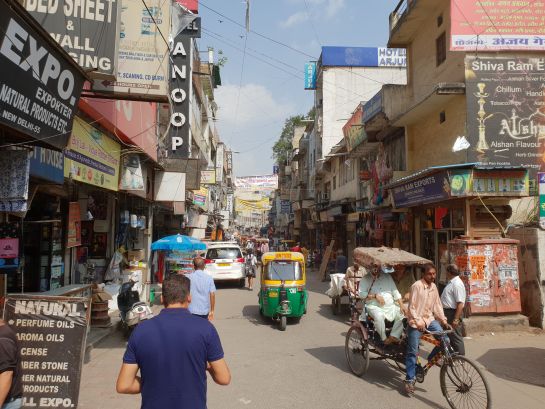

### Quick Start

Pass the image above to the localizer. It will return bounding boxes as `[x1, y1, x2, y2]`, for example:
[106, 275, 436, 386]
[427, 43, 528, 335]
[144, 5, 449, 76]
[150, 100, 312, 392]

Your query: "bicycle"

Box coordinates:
[345, 297, 491, 409]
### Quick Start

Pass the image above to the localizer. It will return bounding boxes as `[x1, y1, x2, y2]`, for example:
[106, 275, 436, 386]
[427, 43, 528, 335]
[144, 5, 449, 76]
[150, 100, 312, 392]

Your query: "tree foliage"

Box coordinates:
[272, 107, 315, 164]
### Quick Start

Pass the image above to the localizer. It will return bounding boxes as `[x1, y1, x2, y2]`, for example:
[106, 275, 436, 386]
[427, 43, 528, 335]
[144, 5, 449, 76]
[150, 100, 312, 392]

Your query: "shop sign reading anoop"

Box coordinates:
[169, 12, 201, 159]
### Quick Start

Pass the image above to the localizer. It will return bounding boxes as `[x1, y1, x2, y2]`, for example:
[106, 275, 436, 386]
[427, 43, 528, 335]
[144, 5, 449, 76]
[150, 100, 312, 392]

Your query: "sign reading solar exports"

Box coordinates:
[465, 56, 545, 182]
[391, 171, 451, 208]
[64, 118, 121, 191]
[3, 295, 89, 409]
[25, 0, 120, 78]
[451, 1, 545, 51]
[0, 0, 85, 149]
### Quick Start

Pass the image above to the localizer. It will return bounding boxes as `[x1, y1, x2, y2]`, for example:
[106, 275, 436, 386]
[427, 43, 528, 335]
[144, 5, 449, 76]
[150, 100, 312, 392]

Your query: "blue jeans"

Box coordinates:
[2, 398, 22, 409]
[405, 320, 443, 381]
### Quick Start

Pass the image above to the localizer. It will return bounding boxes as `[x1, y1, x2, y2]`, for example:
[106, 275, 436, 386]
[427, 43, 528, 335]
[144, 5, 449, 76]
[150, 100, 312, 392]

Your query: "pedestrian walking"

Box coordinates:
[245, 250, 257, 290]
[335, 249, 348, 275]
[441, 264, 466, 355]
[187, 257, 216, 320]
[0, 319, 23, 409]
[116, 275, 231, 409]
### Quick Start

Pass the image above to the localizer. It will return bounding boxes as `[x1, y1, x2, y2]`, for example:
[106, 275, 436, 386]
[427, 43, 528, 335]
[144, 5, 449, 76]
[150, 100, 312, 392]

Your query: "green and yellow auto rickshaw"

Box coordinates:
[259, 252, 308, 331]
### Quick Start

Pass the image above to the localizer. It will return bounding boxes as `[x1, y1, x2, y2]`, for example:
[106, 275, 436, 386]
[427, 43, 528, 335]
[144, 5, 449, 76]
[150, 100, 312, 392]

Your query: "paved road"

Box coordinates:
[79, 269, 545, 409]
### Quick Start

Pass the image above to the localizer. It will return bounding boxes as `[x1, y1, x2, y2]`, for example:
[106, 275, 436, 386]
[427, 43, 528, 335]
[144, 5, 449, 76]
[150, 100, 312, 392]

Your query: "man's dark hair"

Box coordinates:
[193, 257, 206, 270]
[446, 264, 460, 275]
[162, 275, 191, 306]
[424, 264, 437, 273]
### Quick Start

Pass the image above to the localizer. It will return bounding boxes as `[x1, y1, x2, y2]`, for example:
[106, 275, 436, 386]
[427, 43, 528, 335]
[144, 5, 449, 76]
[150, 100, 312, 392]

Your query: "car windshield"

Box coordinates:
[206, 248, 242, 260]
[265, 261, 302, 281]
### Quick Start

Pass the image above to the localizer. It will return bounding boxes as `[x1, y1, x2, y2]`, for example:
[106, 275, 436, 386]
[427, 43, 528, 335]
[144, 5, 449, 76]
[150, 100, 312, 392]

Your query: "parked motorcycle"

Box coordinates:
[117, 279, 153, 335]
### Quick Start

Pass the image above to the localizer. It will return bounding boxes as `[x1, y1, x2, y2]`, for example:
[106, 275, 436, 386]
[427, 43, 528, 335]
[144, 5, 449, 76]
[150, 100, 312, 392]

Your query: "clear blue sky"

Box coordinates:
[197, 0, 400, 176]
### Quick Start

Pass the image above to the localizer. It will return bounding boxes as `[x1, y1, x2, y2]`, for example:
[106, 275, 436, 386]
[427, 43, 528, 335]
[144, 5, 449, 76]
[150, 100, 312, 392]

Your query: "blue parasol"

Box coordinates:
[151, 234, 207, 252]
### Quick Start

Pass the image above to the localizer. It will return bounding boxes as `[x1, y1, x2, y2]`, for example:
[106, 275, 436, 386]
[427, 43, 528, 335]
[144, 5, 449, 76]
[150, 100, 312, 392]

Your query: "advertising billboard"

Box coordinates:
[304, 62, 317, 90]
[92, 0, 170, 100]
[451, 1, 545, 51]
[235, 175, 278, 191]
[343, 104, 366, 151]
[0, 0, 85, 149]
[64, 118, 121, 191]
[321, 47, 406, 67]
[24, 0, 120, 78]
[465, 56, 545, 184]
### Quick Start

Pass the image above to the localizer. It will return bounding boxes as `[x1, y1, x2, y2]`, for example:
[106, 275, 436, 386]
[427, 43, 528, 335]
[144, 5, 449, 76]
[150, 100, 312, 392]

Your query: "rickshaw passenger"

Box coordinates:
[359, 264, 407, 346]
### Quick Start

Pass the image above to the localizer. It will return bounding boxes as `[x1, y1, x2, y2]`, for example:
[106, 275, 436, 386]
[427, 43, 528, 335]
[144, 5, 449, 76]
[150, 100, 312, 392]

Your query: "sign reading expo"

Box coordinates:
[0, 0, 85, 150]
[24, 0, 120, 78]
[465, 56, 545, 183]
[3, 295, 90, 409]
[169, 12, 201, 159]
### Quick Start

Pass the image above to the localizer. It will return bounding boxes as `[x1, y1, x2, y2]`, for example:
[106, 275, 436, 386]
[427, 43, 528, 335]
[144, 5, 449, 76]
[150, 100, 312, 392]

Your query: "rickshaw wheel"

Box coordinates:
[345, 326, 370, 376]
[279, 315, 287, 331]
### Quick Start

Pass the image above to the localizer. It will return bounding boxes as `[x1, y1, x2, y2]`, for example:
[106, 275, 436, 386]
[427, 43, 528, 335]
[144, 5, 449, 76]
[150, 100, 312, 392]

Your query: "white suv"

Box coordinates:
[204, 242, 245, 287]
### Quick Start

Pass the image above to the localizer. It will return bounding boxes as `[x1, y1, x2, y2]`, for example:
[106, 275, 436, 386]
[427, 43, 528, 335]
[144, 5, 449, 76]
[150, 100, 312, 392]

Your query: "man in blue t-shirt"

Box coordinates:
[116, 275, 231, 409]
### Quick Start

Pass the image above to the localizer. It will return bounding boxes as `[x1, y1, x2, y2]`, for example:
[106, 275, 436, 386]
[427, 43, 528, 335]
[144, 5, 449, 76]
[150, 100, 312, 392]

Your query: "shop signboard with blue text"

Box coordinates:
[64, 118, 121, 191]
[392, 172, 450, 208]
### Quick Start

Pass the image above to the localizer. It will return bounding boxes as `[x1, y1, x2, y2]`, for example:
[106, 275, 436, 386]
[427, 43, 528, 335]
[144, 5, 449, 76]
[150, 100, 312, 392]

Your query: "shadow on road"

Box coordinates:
[241, 304, 302, 330]
[304, 346, 448, 409]
[315, 302, 351, 324]
[477, 347, 545, 388]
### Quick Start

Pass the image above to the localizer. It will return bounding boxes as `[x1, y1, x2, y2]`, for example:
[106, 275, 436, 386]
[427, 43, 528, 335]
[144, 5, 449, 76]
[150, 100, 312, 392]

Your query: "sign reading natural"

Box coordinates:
[3, 295, 90, 409]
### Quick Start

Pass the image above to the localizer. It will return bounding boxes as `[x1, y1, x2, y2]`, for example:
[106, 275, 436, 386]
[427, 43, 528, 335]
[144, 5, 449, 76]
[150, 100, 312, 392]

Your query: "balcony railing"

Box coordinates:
[389, 0, 417, 35]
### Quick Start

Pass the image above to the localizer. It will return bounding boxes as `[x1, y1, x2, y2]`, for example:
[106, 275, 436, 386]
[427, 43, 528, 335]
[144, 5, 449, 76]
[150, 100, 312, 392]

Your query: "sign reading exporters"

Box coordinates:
[169, 9, 201, 158]
[0, 0, 85, 148]
[3, 295, 89, 409]
[304, 62, 317, 90]
[92, 0, 170, 99]
[25, 0, 120, 78]
[451, 1, 545, 51]
[465, 56, 545, 183]
[392, 172, 451, 208]
[64, 118, 121, 191]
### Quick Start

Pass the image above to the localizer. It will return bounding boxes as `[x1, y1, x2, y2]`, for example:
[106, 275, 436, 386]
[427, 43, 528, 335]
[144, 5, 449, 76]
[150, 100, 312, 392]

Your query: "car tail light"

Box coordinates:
[205, 259, 214, 264]
[235, 257, 244, 263]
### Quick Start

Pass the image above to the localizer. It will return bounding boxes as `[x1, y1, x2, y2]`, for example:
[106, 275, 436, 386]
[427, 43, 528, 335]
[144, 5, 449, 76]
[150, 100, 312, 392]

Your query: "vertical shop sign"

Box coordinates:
[465, 56, 545, 185]
[539, 173, 545, 229]
[216, 143, 224, 183]
[304, 62, 317, 90]
[3, 295, 89, 409]
[451, 1, 545, 51]
[25, 0, 120, 78]
[169, 9, 201, 159]
[0, 0, 85, 149]
[67, 202, 82, 248]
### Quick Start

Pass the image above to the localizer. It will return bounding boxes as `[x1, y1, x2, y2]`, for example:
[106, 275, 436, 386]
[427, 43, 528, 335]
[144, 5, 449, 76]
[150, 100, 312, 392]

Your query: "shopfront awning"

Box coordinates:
[385, 163, 529, 209]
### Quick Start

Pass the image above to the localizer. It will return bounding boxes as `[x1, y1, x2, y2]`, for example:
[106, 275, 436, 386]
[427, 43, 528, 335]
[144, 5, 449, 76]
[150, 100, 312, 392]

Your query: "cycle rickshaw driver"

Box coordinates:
[405, 264, 450, 395]
[358, 262, 407, 347]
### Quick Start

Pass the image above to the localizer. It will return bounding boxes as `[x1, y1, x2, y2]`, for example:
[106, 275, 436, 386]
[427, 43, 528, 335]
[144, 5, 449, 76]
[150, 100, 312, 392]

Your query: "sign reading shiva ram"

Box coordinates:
[465, 56, 545, 184]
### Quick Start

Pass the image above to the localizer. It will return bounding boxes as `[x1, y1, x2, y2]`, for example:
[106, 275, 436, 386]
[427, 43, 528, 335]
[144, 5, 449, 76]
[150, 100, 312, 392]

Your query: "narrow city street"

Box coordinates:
[79, 269, 545, 409]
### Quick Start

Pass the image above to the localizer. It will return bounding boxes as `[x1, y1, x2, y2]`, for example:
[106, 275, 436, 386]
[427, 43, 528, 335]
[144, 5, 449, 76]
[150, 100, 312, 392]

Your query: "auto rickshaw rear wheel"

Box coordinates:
[279, 315, 287, 331]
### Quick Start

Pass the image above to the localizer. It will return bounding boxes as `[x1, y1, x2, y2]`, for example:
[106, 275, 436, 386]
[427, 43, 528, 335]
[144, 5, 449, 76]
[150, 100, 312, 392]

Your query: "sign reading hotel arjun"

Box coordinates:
[64, 118, 121, 191]
[451, 1, 545, 51]
[465, 56, 545, 182]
